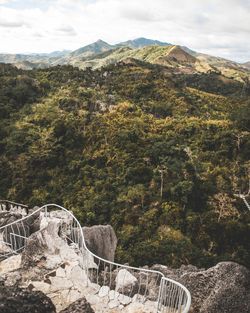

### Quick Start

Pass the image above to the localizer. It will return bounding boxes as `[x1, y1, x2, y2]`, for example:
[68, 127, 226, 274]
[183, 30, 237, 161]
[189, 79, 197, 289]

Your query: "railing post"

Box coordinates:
[178, 289, 184, 313]
[157, 277, 164, 313]
[44, 205, 48, 220]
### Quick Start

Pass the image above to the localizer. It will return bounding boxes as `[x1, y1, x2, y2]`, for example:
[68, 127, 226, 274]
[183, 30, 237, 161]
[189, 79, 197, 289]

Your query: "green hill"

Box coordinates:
[64, 45, 196, 69]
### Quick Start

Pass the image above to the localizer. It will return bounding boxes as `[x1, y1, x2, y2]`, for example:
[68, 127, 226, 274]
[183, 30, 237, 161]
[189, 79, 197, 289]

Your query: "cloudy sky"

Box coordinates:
[0, 0, 249, 62]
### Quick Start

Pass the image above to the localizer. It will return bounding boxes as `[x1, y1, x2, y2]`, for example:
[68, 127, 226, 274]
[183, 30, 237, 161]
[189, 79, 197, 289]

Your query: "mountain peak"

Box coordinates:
[165, 45, 196, 63]
[96, 39, 108, 44]
[70, 40, 113, 57]
[118, 38, 171, 49]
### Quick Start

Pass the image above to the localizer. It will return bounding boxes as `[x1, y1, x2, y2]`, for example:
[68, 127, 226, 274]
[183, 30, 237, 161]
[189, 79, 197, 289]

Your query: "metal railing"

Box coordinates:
[0, 199, 28, 214]
[0, 203, 191, 313]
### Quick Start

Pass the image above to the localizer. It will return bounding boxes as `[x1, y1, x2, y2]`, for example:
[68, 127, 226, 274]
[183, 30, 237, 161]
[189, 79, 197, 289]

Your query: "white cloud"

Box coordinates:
[0, 0, 249, 62]
[0, 20, 24, 27]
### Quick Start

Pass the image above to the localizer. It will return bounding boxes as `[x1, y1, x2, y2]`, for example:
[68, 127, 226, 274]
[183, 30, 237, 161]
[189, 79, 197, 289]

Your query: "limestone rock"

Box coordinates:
[29, 281, 51, 294]
[124, 302, 144, 313]
[56, 266, 66, 277]
[82, 225, 117, 262]
[4, 271, 22, 287]
[153, 261, 250, 313]
[115, 268, 138, 296]
[0, 254, 22, 275]
[0, 285, 56, 313]
[116, 269, 137, 287]
[59, 297, 95, 313]
[85, 293, 100, 305]
[49, 276, 74, 292]
[25, 207, 41, 233]
[68, 289, 82, 303]
[70, 264, 88, 290]
[108, 299, 120, 308]
[98, 285, 110, 297]
[109, 289, 120, 300]
[21, 219, 85, 269]
[119, 294, 131, 305]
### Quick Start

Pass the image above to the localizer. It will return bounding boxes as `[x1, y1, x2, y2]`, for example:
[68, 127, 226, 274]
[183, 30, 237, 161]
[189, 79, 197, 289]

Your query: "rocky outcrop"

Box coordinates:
[0, 254, 22, 276]
[152, 262, 250, 313]
[0, 214, 98, 311]
[82, 225, 117, 262]
[0, 285, 56, 313]
[21, 218, 77, 269]
[0, 211, 22, 227]
[59, 297, 95, 313]
[24, 207, 41, 233]
[1, 208, 160, 312]
[115, 269, 138, 296]
[2, 207, 249, 313]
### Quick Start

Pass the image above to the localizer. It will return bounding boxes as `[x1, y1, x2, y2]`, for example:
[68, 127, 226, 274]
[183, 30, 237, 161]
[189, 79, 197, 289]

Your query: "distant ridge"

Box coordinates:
[0, 38, 249, 82]
[117, 37, 171, 48]
[242, 61, 250, 69]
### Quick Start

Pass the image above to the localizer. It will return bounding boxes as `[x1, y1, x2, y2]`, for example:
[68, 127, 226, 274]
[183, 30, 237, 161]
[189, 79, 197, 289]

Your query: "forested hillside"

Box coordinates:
[0, 61, 249, 268]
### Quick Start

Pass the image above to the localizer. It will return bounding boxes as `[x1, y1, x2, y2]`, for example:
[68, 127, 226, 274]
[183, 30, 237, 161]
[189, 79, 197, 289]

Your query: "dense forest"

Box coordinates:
[0, 60, 249, 268]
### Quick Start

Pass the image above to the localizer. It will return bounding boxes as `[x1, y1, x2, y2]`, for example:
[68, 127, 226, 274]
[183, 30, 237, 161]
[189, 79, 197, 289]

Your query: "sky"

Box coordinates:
[0, 0, 249, 62]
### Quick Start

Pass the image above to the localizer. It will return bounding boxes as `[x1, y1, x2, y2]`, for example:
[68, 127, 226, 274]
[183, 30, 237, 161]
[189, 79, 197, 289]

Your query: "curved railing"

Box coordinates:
[0, 203, 191, 313]
[0, 199, 28, 214]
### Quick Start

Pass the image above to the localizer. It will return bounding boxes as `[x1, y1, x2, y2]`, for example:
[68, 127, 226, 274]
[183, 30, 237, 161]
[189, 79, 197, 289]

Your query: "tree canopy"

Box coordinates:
[0, 62, 249, 268]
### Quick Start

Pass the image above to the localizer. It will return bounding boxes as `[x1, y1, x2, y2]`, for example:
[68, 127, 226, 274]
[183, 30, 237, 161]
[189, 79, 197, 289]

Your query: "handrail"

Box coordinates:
[0, 203, 191, 313]
[0, 199, 28, 208]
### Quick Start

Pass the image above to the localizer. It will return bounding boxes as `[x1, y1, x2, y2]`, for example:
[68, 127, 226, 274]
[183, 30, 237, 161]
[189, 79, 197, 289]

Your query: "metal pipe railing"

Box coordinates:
[0, 199, 28, 215]
[0, 203, 191, 313]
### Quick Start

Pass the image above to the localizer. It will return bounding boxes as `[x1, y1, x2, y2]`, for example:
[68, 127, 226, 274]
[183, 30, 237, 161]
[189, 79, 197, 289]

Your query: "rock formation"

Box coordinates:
[0, 285, 56, 313]
[152, 262, 250, 313]
[1, 207, 250, 313]
[1, 209, 153, 312]
[82, 225, 118, 262]
[59, 297, 95, 313]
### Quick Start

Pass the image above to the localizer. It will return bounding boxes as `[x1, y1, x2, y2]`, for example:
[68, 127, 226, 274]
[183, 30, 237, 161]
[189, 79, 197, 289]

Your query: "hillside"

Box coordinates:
[195, 53, 250, 82]
[63, 45, 198, 70]
[0, 61, 249, 269]
[59, 44, 250, 83]
[65, 45, 184, 68]
[1, 38, 250, 83]
[243, 61, 250, 69]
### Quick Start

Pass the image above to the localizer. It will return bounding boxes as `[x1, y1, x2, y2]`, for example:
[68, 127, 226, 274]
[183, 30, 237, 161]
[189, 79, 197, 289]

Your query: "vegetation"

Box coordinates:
[0, 61, 249, 269]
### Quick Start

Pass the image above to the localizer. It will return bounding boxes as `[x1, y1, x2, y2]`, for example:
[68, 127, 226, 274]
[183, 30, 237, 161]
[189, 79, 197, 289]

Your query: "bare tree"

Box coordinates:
[233, 166, 250, 211]
[158, 166, 167, 199]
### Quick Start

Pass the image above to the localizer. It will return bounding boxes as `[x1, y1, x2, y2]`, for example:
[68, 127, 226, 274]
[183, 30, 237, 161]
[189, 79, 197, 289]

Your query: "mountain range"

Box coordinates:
[0, 37, 249, 82]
